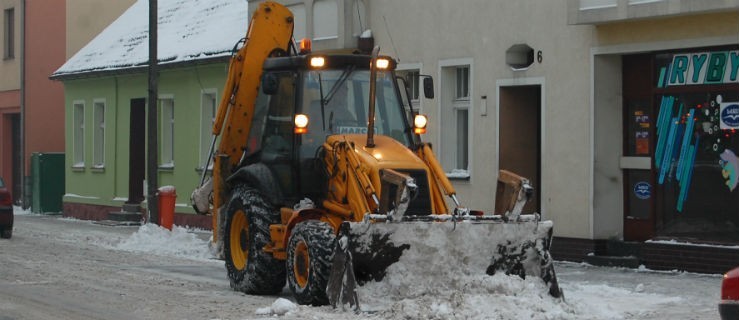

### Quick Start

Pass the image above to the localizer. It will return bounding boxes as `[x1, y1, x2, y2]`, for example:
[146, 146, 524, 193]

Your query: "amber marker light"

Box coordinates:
[294, 114, 309, 134]
[310, 57, 325, 68]
[413, 114, 428, 134]
[299, 38, 312, 54]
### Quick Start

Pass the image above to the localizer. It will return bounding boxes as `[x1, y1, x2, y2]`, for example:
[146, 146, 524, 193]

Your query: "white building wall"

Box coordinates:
[368, 0, 597, 238]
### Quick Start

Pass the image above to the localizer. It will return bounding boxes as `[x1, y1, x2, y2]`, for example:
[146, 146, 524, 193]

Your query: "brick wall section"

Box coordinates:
[64, 202, 118, 221]
[641, 243, 739, 274]
[64, 202, 211, 229]
[550, 237, 607, 262]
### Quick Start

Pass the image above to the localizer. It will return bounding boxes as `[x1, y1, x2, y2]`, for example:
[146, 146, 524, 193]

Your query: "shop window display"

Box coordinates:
[651, 49, 739, 243]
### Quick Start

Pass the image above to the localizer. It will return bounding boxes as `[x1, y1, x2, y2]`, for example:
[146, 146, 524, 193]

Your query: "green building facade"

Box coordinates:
[59, 63, 227, 222]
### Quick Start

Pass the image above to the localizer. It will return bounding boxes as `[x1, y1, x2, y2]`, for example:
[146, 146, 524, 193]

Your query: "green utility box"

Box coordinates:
[31, 153, 65, 214]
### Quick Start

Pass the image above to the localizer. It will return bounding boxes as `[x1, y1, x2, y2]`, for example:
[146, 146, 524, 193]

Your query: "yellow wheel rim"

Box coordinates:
[293, 240, 310, 288]
[229, 209, 249, 270]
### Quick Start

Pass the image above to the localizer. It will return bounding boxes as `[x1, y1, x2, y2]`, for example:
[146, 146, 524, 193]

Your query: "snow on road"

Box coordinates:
[1, 209, 721, 319]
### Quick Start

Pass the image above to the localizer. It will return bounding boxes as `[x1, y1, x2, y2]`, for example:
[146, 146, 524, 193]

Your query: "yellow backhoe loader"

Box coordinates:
[191, 1, 562, 309]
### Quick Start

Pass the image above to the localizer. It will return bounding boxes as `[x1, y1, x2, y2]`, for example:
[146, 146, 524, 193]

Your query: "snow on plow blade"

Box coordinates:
[327, 215, 563, 309]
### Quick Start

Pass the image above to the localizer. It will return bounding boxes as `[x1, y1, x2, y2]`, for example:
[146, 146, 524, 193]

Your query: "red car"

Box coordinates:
[720, 266, 739, 319]
[0, 177, 12, 239]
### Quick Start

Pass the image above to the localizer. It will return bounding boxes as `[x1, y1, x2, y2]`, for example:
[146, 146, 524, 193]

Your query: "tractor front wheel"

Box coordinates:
[286, 220, 336, 305]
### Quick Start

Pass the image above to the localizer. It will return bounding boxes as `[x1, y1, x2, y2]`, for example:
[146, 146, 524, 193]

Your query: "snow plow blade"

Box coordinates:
[327, 215, 563, 309]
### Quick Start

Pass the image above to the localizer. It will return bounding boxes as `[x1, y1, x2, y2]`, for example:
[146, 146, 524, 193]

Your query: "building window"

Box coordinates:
[397, 68, 420, 111]
[440, 62, 472, 178]
[456, 66, 470, 100]
[200, 91, 217, 169]
[4, 8, 14, 59]
[92, 100, 105, 168]
[159, 97, 174, 168]
[288, 4, 306, 41]
[73, 102, 85, 167]
[313, 0, 338, 40]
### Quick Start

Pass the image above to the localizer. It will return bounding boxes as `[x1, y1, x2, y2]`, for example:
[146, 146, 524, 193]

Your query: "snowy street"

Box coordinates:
[0, 211, 722, 320]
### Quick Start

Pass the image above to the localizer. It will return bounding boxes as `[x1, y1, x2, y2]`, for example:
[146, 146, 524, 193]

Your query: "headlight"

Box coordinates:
[310, 57, 325, 68]
[376, 58, 390, 70]
[413, 114, 428, 134]
[294, 114, 309, 134]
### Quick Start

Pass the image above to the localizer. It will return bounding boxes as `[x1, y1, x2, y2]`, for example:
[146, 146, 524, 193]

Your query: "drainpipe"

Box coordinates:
[19, 0, 26, 209]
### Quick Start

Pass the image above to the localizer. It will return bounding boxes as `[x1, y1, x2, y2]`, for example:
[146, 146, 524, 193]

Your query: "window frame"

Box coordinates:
[92, 99, 106, 169]
[72, 101, 85, 168]
[159, 96, 175, 168]
[438, 59, 473, 179]
[199, 89, 217, 170]
[3, 8, 14, 60]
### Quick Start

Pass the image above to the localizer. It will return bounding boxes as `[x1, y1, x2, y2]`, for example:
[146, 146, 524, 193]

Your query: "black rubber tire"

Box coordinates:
[286, 220, 336, 306]
[1, 228, 11, 239]
[223, 185, 285, 294]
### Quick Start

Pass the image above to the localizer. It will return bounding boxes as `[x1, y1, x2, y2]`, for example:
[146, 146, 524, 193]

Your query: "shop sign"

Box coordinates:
[634, 181, 652, 200]
[667, 50, 739, 86]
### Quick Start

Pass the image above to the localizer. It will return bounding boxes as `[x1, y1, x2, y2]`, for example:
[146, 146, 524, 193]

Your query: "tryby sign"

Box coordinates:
[666, 50, 739, 86]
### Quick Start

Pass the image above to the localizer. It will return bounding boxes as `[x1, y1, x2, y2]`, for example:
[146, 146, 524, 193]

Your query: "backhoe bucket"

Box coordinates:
[327, 215, 563, 310]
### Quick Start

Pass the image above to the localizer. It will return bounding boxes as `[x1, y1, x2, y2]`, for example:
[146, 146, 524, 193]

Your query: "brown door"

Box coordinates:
[128, 98, 146, 204]
[499, 85, 541, 214]
[622, 54, 655, 241]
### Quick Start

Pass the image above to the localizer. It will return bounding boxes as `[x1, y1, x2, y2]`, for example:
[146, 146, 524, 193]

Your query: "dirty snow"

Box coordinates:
[53, 0, 249, 77]
[7, 209, 720, 319]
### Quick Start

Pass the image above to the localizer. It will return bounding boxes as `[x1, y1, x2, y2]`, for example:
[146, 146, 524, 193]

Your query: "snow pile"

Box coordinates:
[115, 223, 214, 261]
[13, 206, 33, 215]
[255, 298, 298, 316]
[351, 220, 570, 319]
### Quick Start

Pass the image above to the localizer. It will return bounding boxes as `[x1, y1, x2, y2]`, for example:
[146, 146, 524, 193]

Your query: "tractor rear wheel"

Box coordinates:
[224, 186, 285, 294]
[286, 220, 336, 305]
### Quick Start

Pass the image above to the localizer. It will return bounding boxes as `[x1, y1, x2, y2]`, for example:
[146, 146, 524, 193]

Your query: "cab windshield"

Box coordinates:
[300, 69, 411, 146]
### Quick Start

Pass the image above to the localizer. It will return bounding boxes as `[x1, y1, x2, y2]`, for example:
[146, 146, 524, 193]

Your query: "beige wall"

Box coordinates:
[595, 11, 739, 47]
[65, 0, 135, 59]
[369, 0, 598, 238]
[0, 0, 21, 91]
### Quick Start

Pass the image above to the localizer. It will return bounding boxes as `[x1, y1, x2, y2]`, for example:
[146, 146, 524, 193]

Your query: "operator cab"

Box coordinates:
[244, 53, 418, 204]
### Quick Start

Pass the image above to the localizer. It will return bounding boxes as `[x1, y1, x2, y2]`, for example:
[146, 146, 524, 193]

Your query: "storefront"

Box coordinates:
[622, 46, 739, 243]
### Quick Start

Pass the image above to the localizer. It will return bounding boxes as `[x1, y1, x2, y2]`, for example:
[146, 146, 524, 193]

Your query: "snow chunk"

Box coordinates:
[115, 223, 214, 260]
[294, 198, 315, 211]
[255, 298, 297, 316]
[360, 29, 372, 38]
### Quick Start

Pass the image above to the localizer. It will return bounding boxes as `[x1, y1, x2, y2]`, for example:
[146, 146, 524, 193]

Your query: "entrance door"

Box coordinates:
[499, 85, 541, 214]
[622, 54, 656, 241]
[128, 98, 146, 204]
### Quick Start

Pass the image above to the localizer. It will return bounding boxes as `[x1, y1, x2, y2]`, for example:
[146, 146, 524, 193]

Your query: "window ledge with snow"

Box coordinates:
[91, 165, 105, 173]
[446, 169, 470, 181]
[71, 164, 85, 172]
[158, 163, 175, 171]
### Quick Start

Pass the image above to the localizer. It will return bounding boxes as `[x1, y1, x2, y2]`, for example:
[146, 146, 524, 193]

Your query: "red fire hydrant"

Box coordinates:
[158, 186, 176, 230]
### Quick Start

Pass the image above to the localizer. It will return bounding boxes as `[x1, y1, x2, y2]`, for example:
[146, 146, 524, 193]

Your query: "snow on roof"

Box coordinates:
[53, 0, 249, 78]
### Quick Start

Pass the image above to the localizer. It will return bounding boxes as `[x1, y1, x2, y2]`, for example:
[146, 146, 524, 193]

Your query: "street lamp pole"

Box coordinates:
[147, 0, 159, 225]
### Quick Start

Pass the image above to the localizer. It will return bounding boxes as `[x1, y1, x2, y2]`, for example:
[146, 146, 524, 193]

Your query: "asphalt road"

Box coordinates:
[0, 214, 286, 320]
[0, 214, 723, 320]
